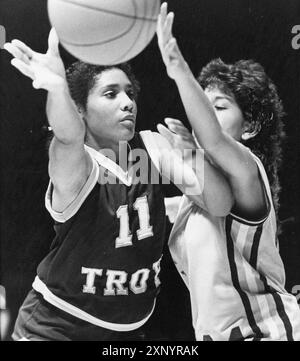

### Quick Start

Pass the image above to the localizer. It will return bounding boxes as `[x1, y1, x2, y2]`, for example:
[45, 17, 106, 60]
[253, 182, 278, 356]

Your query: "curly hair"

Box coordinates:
[66, 61, 140, 111]
[198, 58, 285, 216]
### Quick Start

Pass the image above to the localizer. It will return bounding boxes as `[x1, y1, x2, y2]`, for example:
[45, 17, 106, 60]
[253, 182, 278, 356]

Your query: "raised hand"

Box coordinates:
[4, 28, 66, 92]
[156, 2, 188, 80]
[157, 118, 198, 154]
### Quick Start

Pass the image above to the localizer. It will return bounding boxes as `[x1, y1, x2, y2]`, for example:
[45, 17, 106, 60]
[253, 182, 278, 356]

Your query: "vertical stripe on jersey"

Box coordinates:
[225, 217, 263, 339]
[260, 275, 294, 341]
[249, 225, 263, 269]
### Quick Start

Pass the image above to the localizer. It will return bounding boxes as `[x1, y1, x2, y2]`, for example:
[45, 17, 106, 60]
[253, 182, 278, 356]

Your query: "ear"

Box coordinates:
[241, 121, 261, 141]
[77, 106, 87, 121]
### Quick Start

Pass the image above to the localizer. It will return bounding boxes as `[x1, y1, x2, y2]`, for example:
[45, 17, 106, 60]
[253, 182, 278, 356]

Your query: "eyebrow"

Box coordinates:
[213, 95, 234, 102]
[99, 83, 133, 91]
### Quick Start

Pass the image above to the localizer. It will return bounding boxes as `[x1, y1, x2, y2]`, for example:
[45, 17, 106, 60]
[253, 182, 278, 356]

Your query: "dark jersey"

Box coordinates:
[33, 132, 166, 331]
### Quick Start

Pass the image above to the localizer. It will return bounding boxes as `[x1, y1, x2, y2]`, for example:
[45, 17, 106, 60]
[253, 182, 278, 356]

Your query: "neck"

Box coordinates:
[85, 134, 130, 170]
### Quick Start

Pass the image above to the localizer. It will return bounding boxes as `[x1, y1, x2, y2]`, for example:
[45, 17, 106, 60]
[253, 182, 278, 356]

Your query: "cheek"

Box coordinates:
[86, 102, 114, 126]
[217, 111, 243, 133]
[215, 112, 231, 130]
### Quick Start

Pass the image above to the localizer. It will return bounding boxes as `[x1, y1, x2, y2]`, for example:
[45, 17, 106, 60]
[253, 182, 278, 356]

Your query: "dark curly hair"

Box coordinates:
[198, 58, 285, 216]
[66, 61, 140, 111]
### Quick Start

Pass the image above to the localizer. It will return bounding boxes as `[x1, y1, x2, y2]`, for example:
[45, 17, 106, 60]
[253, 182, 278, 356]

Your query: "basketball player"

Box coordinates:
[4, 26, 233, 340]
[157, 2, 300, 340]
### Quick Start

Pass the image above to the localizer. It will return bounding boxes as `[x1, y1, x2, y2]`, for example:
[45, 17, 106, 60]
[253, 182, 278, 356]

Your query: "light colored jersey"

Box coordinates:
[168, 150, 300, 341]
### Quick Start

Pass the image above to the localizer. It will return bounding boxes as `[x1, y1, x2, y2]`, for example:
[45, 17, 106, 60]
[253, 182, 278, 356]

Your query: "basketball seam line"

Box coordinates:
[111, 0, 147, 64]
[59, 0, 157, 55]
[56, 0, 158, 22]
[61, 13, 137, 47]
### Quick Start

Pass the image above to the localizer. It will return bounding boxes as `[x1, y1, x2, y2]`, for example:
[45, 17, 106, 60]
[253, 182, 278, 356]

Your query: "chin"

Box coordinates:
[119, 127, 136, 141]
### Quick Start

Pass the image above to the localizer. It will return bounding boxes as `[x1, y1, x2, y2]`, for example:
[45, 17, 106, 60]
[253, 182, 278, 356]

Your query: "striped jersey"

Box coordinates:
[168, 149, 300, 341]
[32, 132, 166, 332]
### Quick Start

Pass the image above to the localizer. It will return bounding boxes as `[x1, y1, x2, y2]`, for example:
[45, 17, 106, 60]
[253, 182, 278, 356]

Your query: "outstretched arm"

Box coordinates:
[154, 120, 233, 217]
[156, 3, 267, 221]
[4, 29, 91, 212]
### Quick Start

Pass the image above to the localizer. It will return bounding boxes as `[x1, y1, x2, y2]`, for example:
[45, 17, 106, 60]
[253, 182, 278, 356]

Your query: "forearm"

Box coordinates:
[46, 81, 86, 145]
[173, 67, 252, 177]
[174, 66, 224, 152]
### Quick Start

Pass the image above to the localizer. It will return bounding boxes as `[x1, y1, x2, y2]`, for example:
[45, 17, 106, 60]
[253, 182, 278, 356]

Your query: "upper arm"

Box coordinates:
[48, 136, 93, 212]
[210, 134, 269, 221]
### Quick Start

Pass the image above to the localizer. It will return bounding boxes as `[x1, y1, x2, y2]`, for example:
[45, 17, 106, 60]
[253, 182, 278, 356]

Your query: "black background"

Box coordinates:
[0, 0, 299, 340]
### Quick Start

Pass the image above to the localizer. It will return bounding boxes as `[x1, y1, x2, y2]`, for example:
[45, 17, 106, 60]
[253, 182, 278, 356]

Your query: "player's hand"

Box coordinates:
[4, 28, 66, 92]
[157, 118, 198, 155]
[156, 2, 189, 80]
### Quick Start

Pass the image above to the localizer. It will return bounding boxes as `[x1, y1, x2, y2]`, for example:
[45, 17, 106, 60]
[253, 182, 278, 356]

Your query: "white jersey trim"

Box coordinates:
[139, 131, 161, 172]
[32, 276, 156, 332]
[45, 154, 99, 223]
[85, 145, 134, 186]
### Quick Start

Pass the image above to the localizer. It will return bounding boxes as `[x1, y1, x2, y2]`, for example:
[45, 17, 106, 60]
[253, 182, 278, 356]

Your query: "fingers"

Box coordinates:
[157, 2, 168, 34]
[11, 58, 35, 79]
[164, 118, 191, 138]
[4, 42, 32, 65]
[47, 28, 59, 56]
[157, 2, 174, 48]
[157, 3, 174, 42]
[157, 123, 176, 145]
[11, 39, 34, 58]
[4, 39, 35, 78]
[165, 117, 185, 127]
[4, 43, 23, 60]
[163, 12, 174, 46]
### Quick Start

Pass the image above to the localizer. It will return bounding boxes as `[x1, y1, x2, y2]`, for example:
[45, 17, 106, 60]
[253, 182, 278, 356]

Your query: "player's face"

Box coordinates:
[84, 68, 137, 147]
[204, 87, 245, 140]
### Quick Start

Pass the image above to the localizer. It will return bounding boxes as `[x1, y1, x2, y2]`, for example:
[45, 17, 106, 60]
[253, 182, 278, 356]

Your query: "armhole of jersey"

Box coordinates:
[139, 130, 161, 173]
[229, 152, 272, 226]
[45, 154, 99, 223]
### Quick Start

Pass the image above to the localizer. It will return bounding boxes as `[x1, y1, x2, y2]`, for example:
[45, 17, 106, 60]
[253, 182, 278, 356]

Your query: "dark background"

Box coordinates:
[0, 0, 299, 340]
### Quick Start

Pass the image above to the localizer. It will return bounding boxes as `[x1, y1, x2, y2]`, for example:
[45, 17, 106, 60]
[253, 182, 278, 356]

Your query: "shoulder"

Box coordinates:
[46, 150, 99, 223]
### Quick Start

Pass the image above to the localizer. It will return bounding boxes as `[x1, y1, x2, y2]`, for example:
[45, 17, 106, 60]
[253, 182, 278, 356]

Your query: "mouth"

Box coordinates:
[120, 115, 136, 130]
[121, 114, 136, 123]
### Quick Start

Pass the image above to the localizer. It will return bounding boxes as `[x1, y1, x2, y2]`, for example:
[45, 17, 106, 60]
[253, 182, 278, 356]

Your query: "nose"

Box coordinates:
[120, 92, 134, 112]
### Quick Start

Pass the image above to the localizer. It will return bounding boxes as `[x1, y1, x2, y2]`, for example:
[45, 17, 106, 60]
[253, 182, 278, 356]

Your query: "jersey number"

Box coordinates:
[115, 196, 153, 248]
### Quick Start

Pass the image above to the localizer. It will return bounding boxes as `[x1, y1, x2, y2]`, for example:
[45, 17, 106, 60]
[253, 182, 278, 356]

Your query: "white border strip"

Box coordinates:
[32, 276, 155, 332]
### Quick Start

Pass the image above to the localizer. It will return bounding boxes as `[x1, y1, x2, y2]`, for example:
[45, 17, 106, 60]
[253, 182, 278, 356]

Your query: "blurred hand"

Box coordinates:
[4, 28, 66, 92]
[156, 2, 189, 80]
[157, 117, 197, 154]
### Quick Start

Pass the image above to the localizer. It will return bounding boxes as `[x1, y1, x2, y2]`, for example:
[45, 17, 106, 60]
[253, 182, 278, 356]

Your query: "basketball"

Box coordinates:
[47, 0, 161, 65]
